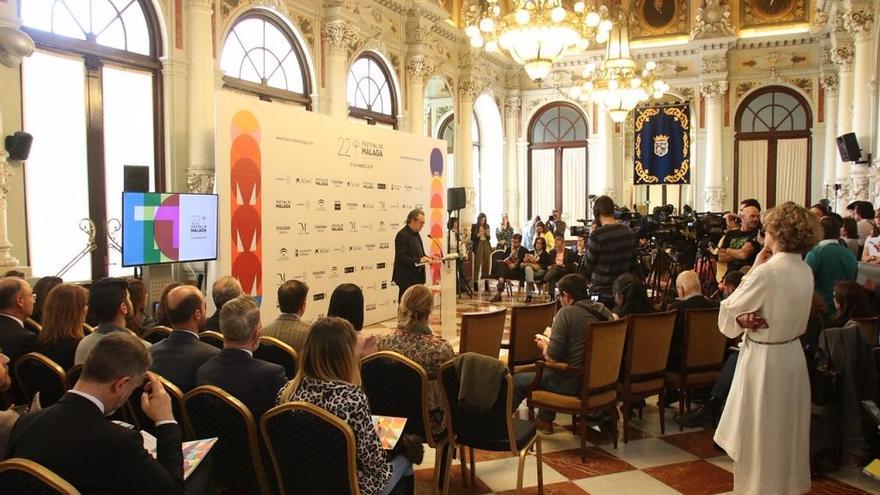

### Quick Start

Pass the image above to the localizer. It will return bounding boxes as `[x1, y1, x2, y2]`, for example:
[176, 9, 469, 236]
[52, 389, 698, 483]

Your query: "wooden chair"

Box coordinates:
[254, 336, 299, 379]
[142, 326, 171, 344]
[14, 353, 68, 407]
[81, 323, 95, 335]
[199, 331, 224, 349]
[0, 458, 80, 494]
[852, 316, 879, 347]
[618, 311, 676, 442]
[439, 361, 543, 495]
[65, 365, 83, 389]
[664, 307, 726, 430]
[361, 351, 447, 495]
[527, 317, 629, 461]
[504, 301, 556, 374]
[183, 385, 272, 495]
[459, 308, 507, 358]
[126, 374, 185, 436]
[24, 318, 42, 333]
[261, 402, 361, 495]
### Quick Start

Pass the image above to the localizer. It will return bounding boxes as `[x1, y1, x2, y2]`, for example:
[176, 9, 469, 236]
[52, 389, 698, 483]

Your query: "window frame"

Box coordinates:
[347, 52, 398, 128]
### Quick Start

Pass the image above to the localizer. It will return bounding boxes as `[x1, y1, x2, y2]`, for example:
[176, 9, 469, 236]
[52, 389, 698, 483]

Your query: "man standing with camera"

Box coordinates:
[580, 196, 637, 307]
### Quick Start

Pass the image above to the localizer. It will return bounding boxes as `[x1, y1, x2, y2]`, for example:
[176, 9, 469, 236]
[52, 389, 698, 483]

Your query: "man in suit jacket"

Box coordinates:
[75, 278, 150, 365]
[393, 208, 435, 302]
[197, 295, 287, 420]
[262, 280, 311, 352]
[667, 270, 719, 371]
[0, 277, 36, 361]
[149, 286, 219, 392]
[491, 234, 530, 302]
[6, 333, 184, 494]
[544, 235, 579, 300]
[204, 276, 242, 332]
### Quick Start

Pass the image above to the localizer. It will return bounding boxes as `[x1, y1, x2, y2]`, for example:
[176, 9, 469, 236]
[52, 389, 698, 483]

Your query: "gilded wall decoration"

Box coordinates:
[740, 0, 808, 29]
[735, 81, 758, 100]
[786, 77, 812, 99]
[631, 0, 690, 39]
[296, 16, 315, 47]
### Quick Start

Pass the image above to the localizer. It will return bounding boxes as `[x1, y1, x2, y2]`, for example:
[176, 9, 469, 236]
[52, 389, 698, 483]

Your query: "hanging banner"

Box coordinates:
[633, 104, 690, 185]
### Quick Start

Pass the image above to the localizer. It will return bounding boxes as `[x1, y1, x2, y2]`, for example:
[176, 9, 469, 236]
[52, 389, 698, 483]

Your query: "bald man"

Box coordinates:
[0, 277, 37, 362]
[149, 285, 219, 392]
[667, 271, 718, 372]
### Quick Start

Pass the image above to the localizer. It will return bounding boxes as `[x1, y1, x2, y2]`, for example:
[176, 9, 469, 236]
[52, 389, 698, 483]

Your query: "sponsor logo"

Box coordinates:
[381, 281, 388, 289]
[391, 184, 402, 191]
[346, 180, 361, 188]
[346, 202, 359, 210]
[390, 222, 401, 230]
[275, 174, 292, 185]
[361, 202, 375, 209]
[364, 283, 377, 291]
[377, 221, 386, 231]
[314, 247, 329, 255]
[276, 225, 291, 234]
[295, 177, 312, 184]
[348, 221, 358, 233]
[275, 200, 291, 209]
[379, 242, 390, 250]
[277, 248, 290, 261]
[294, 248, 311, 258]
[333, 245, 345, 254]
[344, 266, 356, 274]
[348, 245, 363, 252]
[291, 271, 308, 281]
[404, 185, 413, 192]
[334, 201, 342, 211]
[380, 299, 391, 308]
[315, 178, 329, 186]
[365, 243, 376, 251]
[376, 262, 386, 269]
[389, 202, 400, 210]
[331, 179, 344, 187]
[312, 270, 326, 279]
[402, 203, 412, 210]
[377, 183, 387, 190]
[275, 273, 286, 284]
[316, 199, 327, 211]
[330, 266, 340, 278]
[415, 185, 424, 191]
[331, 223, 344, 232]
[360, 265, 374, 271]
[362, 222, 374, 231]
[314, 224, 328, 233]
[297, 223, 309, 234]
[295, 200, 310, 209]
[366, 303, 377, 311]
[362, 182, 375, 190]
[313, 293, 326, 301]
[377, 201, 387, 211]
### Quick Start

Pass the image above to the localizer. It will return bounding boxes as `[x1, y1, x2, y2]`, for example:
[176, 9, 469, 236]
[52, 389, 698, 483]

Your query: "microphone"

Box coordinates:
[426, 234, 444, 257]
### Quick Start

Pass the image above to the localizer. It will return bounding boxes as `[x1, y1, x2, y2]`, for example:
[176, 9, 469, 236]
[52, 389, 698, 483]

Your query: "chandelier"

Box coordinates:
[569, 13, 669, 122]
[465, 0, 612, 82]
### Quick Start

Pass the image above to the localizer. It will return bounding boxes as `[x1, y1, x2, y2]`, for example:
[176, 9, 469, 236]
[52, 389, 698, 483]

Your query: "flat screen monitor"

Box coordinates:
[122, 192, 218, 267]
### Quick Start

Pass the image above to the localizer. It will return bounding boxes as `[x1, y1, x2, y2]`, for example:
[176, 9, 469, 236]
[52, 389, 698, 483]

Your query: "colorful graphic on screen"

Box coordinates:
[122, 192, 219, 266]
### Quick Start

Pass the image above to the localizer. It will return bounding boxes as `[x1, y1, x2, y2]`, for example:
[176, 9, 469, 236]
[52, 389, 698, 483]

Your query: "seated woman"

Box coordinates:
[278, 317, 411, 495]
[829, 280, 871, 328]
[31, 276, 62, 324]
[125, 277, 150, 335]
[376, 285, 454, 435]
[328, 283, 377, 356]
[34, 283, 88, 370]
[611, 273, 655, 317]
[523, 236, 551, 303]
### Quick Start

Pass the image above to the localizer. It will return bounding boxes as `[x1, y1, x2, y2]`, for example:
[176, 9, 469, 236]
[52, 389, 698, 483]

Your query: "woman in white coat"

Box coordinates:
[713, 202, 819, 495]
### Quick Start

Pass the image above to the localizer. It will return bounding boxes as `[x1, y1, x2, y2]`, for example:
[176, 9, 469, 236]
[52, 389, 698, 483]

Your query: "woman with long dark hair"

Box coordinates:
[611, 273, 655, 317]
[830, 280, 871, 328]
[34, 283, 87, 369]
[470, 212, 492, 292]
[31, 276, 62, 324]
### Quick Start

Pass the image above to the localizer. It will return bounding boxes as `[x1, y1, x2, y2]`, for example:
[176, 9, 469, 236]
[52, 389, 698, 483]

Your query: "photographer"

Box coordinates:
[580, 196, 637, 306]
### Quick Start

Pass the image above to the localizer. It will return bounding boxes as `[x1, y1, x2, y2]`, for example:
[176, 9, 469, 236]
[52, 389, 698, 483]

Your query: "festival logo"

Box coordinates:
[315, 178, 329, 186]
[344, 266, 356, 274]
[275, 200, 291, 209]
[313, 293, 326, 301]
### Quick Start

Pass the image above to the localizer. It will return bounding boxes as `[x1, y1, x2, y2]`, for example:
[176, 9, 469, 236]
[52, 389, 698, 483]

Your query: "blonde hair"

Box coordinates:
[398, 285, 433, 333]
[762, 202, 820, 254]
[39, 283, 87, 344]
[299, 317, 360, 385]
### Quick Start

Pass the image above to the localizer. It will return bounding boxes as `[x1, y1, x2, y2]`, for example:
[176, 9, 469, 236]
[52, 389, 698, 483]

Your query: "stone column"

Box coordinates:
[184, 0, 216, 193]
[832, 42, 855, 208]
[503, 96, 521, 228]
[596, 106, 615, 198]
[405, 55, 432, 135]
[845, 7, 874, 201]
[321, 21, 357, 119]
[700, 80, 728, 211]
[457, 78, 480, 226]
[820, 73, 839, 202]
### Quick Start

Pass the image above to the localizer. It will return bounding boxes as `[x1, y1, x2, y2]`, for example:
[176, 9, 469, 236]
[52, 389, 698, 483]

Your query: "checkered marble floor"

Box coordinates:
[364, 291, 880, 494]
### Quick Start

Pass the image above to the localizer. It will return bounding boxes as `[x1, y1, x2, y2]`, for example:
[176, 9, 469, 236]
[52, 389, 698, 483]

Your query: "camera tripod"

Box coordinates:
[644, 240, 685, 311]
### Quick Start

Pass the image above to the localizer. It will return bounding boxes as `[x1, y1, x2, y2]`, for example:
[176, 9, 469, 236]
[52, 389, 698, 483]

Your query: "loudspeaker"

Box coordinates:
[4, 132, 32, 161]
[447, 187, 466, 211]
[124, 165, 150, 192]
[837, 132, 861, 162]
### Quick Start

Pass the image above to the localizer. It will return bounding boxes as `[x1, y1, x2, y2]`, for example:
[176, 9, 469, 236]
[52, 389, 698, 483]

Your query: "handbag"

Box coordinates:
[810, 329, 840, 407]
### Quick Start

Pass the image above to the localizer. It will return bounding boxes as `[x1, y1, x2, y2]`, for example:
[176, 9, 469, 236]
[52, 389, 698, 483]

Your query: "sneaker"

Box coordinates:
[490, 293, 502, 303]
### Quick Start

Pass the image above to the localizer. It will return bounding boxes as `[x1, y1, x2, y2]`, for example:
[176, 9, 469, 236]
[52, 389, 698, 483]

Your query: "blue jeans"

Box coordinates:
[381, 454, 414, 495]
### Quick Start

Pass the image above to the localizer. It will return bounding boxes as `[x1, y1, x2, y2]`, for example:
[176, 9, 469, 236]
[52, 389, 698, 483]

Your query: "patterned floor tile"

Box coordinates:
[473, 456, 567, 492]
[573, 470, 681, 495]
[705, 454, 733, 473]
[542, 447, 637, 480]
[539, 429, 592, 454]
[643, 459, 734, 495]
[809, 476, 875, 495]
[415, 464, 493, 494]
[494, 481, 589, 495]
[659, 430, 726, 459]
[598, 437, 697, 469]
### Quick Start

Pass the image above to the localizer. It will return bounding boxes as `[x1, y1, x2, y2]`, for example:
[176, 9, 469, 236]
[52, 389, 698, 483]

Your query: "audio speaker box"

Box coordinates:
[4, 132, 33, 161]
[124, 165, 150, 192]
[837, 132, 861, 162]
[447, 187, 466, 211]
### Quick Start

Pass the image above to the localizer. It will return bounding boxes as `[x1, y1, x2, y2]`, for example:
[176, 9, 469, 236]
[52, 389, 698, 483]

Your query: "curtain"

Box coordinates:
[530, 148, 555, 219]
[775, 138, 808, 205]
[561, 147, 586, 232]
[738, 140, 768, 206]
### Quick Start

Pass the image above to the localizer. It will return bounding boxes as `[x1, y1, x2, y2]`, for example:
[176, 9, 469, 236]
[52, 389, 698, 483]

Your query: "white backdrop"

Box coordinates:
[216, 91, 446, 326]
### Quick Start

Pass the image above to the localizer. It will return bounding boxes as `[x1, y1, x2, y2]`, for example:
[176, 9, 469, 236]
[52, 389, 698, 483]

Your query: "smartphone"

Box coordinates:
[590, 294, 599, 301]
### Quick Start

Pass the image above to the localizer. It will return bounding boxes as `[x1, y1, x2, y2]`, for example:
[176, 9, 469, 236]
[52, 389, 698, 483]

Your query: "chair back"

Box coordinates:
[852, 317, 879, 347]
[199, 331, 224, 349]
[459, 308, 507, 358]
[81, 324, 94, 335]
[24, 318, 42, 333]
[183, 385, 272, 495]
[142, 326, 172, 344]
[361, 351, 433, 445]
[438, 361, 517, 454]
[507, 302, 556, 372]
[126, 374, 185, 435]
[254, 336, 299, 379]
[621, 311, 676, 382]
[65, 365, 83, 389]
[581, 318, 629, 396]
[14, 353, 68, 407]
[0, 458, 80, 495]
[682, 308, 726, 370]
[260, 402, 360, 495]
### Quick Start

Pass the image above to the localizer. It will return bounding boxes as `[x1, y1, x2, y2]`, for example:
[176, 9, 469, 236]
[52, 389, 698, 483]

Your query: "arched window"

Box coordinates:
[734, 86, 812, 208]
[436, 112, 479, 189]
[347, 53, 398, 128]
[528, 102, 589, 226]
[220, 11, 312, 106]
[20, 0, 163, 281]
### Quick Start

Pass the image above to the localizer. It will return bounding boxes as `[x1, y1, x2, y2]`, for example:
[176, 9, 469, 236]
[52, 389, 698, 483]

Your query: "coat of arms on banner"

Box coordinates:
[634, 104, 691, 185]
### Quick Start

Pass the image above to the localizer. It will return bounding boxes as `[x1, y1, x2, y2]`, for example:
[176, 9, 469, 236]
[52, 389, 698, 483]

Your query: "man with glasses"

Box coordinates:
[0, 277, 37, 363]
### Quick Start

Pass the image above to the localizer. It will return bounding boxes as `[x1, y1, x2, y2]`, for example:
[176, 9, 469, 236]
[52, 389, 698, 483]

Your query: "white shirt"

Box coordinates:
[68, 389, 105, 414]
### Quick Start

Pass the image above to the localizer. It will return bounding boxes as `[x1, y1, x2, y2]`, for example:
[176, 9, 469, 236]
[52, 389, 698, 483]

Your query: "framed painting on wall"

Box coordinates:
[740, 0, 808, 29]
[630, 0, 689, 39]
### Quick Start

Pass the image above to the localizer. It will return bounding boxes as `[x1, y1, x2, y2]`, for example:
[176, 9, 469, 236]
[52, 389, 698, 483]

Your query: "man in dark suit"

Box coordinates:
[197, 295, 287, 420]
[544, 234, 579, 300]
[392, 208, 435, 301]
[667, 270, 719, 371]
[205, 276, 242, 332]
[491, 233, 530, 302]
[0, 277, 36, 360]
[149, 285, 220, 392]
[6, 333, 184, 494]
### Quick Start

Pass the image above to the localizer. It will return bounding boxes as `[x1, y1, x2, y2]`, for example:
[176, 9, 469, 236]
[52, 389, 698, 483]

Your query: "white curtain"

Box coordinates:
[775, 138, 808, 205]
[530, 149, 555, 218]
[561, 147, 587, 232]
[738, 140, 768, 206]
